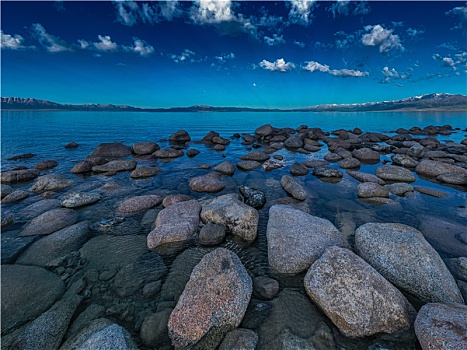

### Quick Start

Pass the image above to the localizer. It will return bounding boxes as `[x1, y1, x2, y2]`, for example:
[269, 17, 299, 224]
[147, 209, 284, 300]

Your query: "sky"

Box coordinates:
[1, 1, 467, 108]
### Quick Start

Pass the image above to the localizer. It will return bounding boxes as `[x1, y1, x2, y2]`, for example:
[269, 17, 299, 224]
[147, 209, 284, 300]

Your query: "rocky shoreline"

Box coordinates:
[1, 123, 467, 349]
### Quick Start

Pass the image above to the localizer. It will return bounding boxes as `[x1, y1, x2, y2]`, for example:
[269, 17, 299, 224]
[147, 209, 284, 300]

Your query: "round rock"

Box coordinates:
[20, 208, 79, 236]
[375, 165, 416, 182]
[60, 192, 102, 208]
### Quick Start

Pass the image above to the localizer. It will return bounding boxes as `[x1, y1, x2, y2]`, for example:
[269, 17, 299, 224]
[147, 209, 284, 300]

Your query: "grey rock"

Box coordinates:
[117, 194, 163, 213]
[162, 194, 192, 208]
[1, 169, 40, 184]
[416, 159, 467, 177]
[1, 189, 29, 203]
[253, 276, 279, 300]
[219, 329, 258, 350]
[324, 153, 343, 162]
[189, 172, 226, 193]
[168, 248, 252, 349]
[237, 160, 261, 171]
[386, 183, 414, 196]
[30, 174, 74, 193]
[445, 257, 467, 281]
[202, 130, 219, 142]
[132, 142, 159, 155]
[92, 160, 137, 173]
[392, 154, 419, 168]
[304, 246, 414, 338]
[2, 211, 14, 228]
[35, 160, 59, 170]
[154, 148, 184, 158]
[240, 150, 270, 162]
[20, 208, 79, 237]
[355, 223, 463, 303]
[312, 166, 343, 178]
[140, 309, 172, 347]
[130, 166, 161, 178]
[143, 281, 162, 299]
[214, 161, 236, 176]
[437, 172, 467, 185]
[239, 185, 266, 209]
[147, 199, 201, 249]
[352, 148, 380, 163]
[415, 303, 467, 350]
[187, 149, 200, 157]
[303, 160, 329, 168]
[201, 194, 259, 242]
[17, 199, 61, 221]
[262, 159, 283, 172]
[89, 142, 132, 158]
[280, 175, 307, 201]
[357, 182, 389, 198]
[1, 184, 14, 198]
[346, 170, 386, 185]
[337, 157, 360, 169]
[290, 162, 309, 176]
[66, 304, 105, 341]
[284, 136, 303, 148]
[255, 124, 273, 137]
[169, 130, 191, 143]
[267, 205, 347, 274]
[414, 186, 449, 198]
[376, 165, 416, 182]
[199, 222, 226, 246]
[71, 160, 94, 174]
[60, 192, 102, 208]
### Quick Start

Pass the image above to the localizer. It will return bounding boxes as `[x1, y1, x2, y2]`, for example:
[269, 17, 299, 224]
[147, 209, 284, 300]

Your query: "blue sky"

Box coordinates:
[1, 1, 466, 108]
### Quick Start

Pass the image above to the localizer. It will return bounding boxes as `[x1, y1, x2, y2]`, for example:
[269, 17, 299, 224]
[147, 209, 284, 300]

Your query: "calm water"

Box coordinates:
[2, 110, 467, 349]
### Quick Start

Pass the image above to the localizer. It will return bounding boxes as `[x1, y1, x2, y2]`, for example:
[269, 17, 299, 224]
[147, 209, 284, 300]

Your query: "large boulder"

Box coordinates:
[237, 160, 261, 171]
[30, 174, 74, 193]
[267, 205, 347, 274]
[17, 199, 61, 221]
[284, 136, 303, 148]
[304, 246, 414, 338]
[60, 192, 102, 208]
[1, 265, 65, 333]
[415, 159, 467, 178]
[70, 160, 94, 174]
[1, 189, 29, 204]
[1, 169, 40, 184]
[130, 166, 161, 178]
[132, 142, 159, 155]
[375, 165, 416, 182]
[352, 148, 380, 163]
[415, 303, 467, 350]
[240, 151, 270, 162]
[355, 223, 463, 304]
[280, 175, 307, 201]
[147, 199, 201, 249]
[20, 208, 79, 236]
[168, 248, 252, 349]
[357, 182, 389, 198]
[437, 172, 467, 185]
[154, 148, 184, 158]
[201, 194, 259, 242]
[189, 172, 226, 193]
[92, 160, 137, 173]
[214, 161, 236, 176]
[117, 195, 163, 213]
[255, 124, 273, 137]
[169, 130, 191, 143]
[89, 142, 132, 158]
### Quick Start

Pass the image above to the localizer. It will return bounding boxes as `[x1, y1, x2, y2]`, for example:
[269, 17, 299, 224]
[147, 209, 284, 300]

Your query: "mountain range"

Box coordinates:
[2, 93, 466, 112]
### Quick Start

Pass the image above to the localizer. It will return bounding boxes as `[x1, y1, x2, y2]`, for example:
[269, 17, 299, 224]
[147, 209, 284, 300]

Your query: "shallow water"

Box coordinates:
[1, 110, 467, 349]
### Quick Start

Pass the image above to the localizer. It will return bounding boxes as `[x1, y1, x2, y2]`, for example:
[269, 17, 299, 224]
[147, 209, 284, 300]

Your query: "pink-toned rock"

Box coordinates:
[189, 172, 225, 193]
[162, 194, 192, 208]
[415, 159, 467, 178]
[118, 195, 163, 213]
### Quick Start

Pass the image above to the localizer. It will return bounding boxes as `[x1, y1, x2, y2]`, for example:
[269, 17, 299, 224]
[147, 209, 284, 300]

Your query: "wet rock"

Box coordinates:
[1, 184, 14, 198]
[280, 175, 307, 201]
[324, 153, 343, 162]
[214, 161, 236, 176]
[17, 199, 61, 221]
[255, 124, 273, 137]
[413, 186, 449, 198]
[130, 166, 161, 178]
[219, 329, 258, 350]
[302, 160, 328, 168]
[240, 150, 270, 162]
[359, 197, 400, 206]
[445, 257, 467, 281]
[352, 148, 380, 163]
[253, 276, 279, 300]
[132, 141, 159, 155]
[66, 304, 106, 340]
[312, 166, 343, 178]
[386, 182, 414, 196]
[20, 208, 79, 237]
[214, 144, 225, 151]
[337, 157, 360, 169]
[376, 165, 416, 182]
[415, 159, 467, 178]
[202, 130, 220, 142]
[162, 194, 192, 208]
[290, 162, 309, 176]
[143, 281, 162, 299]
[237, 160, 261, 171]
[189, 172, 226, 193]
[267, 205, 347, 274]
[392, 154, 419, 168]
[169, 130, 191, 143]
[355, 223, 463, 304]
[30, 174, 74, 193]
[71, 160, 94, 174]
[60, 192, 102, 208]
[17, 221, 90, 267]
[284, 136, 303, 148]
[92, 160, 137, 173]
[140, 309, 172, 347]
[154, 148, 184, 158]
[1, 212, 14, 228]
[187, 149, 200, 157]
[1, 264, 65, 334]
[65, 142, 79, 149]
[7, 152, 36, 160]
[168, 248, 252, 349]
[262, 160, 283, 172]
[90, 142, 132, 158]
[117, 194, 163, 213]
[357, 182, 389, 198]
[304, 246, 414, 338]
[35, 160, 59, 170]
[1, 169, 40, 184]
[415, 303, 467, 350]
[1, 189, 29, 204]
[201, 194, 259, 242]
[239, 185, 266, 209]
[199, 222, 226, 246]
[147, 199, 201, 249]
[212, 136, 230, 145]
[346, 170, 386, 185]
[437, 172, 467, 185]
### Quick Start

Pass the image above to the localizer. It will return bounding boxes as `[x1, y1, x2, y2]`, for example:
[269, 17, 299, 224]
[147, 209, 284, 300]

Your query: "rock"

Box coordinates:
[7, 152, 36, 160]
[187, 149, 200, 157]
[168, 248, 252, 349]
[357, 182, 389, 198]
[189, 172, 226, 193]
[71, 160, 94, 174]
[1, 184, 14, 198]
[304, 246, 414, 338]
[1, 212, 14, 228]
[214, 144, 225, 151]
[355, 223, 463, 303]
[132, 141, 159, 155]
[375, 165, 416, 182]
[262, 160, 283, 172]
[89, 142, 132, 158]
[214, 161, 236, 176]
[267, 205, 347, 274]
[13, 295, 81, 350]
[30, 174, 74, 193]
[392, 154, 419, 168]
[65, 142, 79, 149]
[147, 199, 201, 249]
[445, 257, 467, 281]
[312, 166, 343, 178]
[324, 153, 343, 162]
[240, 150, 270, 162]
[17, 199, 61, 221]
[117, 195, 163, 213]
[303, 160, 329, 168]
[359, 197, 400, 206]
[92, 160, 137, 173]
[1, 169, 40, 184]
[437, 172, 467, 185]
[142, 281, 162, 299]
[1, 189, 29, 203]
[416, 159, 467, 178]
[17, 221, 90, 267]
[253, 276, 279, 300]
[66, 304, 105, 340]
[201, 194, 259, 242]
[162, 194, 192, 208]
[237, 161, 261, 171]
[169, 130, 191, 143]
[239, 185, 266, 209]
[1, 264, 65, 334]
[414, 186, 449, 198]
[202, 131, 220, 142]
[337, 157, 360, 169]
[130, 166, 161, 178]
[280, 175, 307, 201]
[199, 222, 226, 246]
[255, 124, 273, 137]
[346, 170, 386, 185]
[154, 148, 184, 158]
[290, 162, 309, 176]
[415, 303, 467, 350]
[20, 208, 79, 236]
[352, 148, 380, 163]
[60, 318, 138, 350]
[60, 192, 102, 208]
[284, 136, 303, 148]
[219, 329, 258, 350]
[386, 183, 414, 196]
[140, 309, 172, 347]
[35, 160, 59, 170]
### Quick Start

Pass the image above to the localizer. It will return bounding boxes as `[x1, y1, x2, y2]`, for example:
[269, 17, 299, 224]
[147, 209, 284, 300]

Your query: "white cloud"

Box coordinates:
[215, 52, 236, 63]
[31, 23, 70, 53]
[445, 4, 467, 30]
[114, 0, 139, 26]
[0, 30, 27, 50]
[294, 40, 305, 48]
[433, 53, 465, 71]
[362, 24, 404, 53]
[168, 49, 204, 63]
[126, 37, 154, 56]
[114, 0, 181, 26]
[159, 0, 182, 21]
[259, 58, 295, 72]
[381, 66, 408, 82]
[303, 60, 369, 77]
[335, 30, 356, 50]
[190, 0, 235, 24]
[329, 1, 370, 18]
[77, 39, 89, 49]
[94, 35, 117, 51]
[406, 28, 424, 38]
[264, 34, 286, 46]
[288, 0, 317, 25]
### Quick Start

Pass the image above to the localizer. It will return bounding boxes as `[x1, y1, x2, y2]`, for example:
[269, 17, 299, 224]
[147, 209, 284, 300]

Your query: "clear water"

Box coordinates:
[1, 110, 467, 349]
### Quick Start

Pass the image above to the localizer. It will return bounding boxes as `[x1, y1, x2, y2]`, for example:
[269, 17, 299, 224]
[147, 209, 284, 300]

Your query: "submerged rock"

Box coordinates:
[199, 222, 226, 246]
[239, 185, 266, 209]
[117, 195, 163, 213]
[92, 160, 137, 173]
[30, 174, 74, 193]
[1, 189, 29, 204]
[89, 142, 132, 158]
[280, 175, 307, 201]
[346, 170, 386, 185]
[20, 208, 79, 237]
[1, 169, 40, 184]
[35, 160, 59, 170]
[189, 172, 226, 193]
[130, 166, 161, 178]
[237, 160, 261, 171]
[154, 148, 184, 158]
[214, 161, 236, 176]
[60, 192, 102, 208]
[357, 182, 389, 198]
[219, 329, 258, 350]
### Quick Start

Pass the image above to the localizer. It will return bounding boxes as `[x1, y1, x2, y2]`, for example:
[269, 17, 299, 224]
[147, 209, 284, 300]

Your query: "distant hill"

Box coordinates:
[2, 93, 466, 112]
